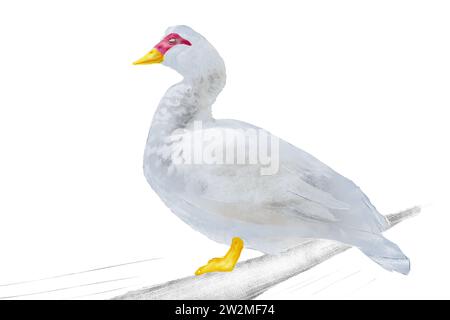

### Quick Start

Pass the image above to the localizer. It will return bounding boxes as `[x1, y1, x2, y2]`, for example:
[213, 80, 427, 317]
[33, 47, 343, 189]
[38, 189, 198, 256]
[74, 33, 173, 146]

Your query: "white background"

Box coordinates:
[0, 0, 449, 299]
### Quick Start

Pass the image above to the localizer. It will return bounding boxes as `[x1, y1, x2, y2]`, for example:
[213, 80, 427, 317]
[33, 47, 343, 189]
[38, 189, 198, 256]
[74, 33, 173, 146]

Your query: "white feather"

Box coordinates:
[142, 25, 409, 274]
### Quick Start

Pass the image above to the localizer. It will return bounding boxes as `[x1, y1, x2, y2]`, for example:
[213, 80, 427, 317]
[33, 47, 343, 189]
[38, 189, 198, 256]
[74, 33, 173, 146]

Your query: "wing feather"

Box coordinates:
[172, 119, 386, 230]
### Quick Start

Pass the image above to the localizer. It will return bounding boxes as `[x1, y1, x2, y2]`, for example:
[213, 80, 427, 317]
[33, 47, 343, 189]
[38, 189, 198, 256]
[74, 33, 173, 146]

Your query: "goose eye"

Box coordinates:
[168, 38, 177, 45]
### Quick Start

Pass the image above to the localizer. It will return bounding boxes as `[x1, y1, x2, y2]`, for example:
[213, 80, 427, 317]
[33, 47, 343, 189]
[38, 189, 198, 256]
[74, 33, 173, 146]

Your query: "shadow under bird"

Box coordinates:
[133, 25, 410, 276]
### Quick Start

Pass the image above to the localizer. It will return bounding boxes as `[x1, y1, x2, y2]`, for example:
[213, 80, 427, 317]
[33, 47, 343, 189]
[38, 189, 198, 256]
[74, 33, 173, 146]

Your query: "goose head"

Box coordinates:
[133, 25, 225, 80]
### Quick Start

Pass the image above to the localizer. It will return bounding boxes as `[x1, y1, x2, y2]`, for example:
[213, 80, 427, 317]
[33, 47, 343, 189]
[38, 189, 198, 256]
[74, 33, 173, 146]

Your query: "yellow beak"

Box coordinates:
[133, 48, 164, 65]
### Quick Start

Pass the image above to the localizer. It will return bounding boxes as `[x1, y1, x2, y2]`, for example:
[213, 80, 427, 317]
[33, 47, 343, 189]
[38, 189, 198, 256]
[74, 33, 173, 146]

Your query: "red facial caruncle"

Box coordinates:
[154, 33, 192, 55]
[133, 33, 192, 65]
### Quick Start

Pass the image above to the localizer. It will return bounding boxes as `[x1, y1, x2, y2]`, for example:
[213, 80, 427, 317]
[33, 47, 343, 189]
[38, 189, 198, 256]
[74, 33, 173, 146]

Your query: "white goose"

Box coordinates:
[133, 25, 410, 275]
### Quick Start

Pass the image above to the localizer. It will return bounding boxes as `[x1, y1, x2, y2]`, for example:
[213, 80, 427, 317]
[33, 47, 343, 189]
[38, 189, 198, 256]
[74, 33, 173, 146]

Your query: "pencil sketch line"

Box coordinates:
[312, 270, 361, 295]
[70, 286, 130, 299]
[0, 257, 160, 287]
[0, 276, 137, 299]
[351, 277, 377, 294]
[290, 270, 340, 293]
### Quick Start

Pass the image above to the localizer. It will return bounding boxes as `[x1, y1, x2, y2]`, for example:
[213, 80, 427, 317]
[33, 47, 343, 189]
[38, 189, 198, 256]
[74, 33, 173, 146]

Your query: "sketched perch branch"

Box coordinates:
[113, 206, 420, 300]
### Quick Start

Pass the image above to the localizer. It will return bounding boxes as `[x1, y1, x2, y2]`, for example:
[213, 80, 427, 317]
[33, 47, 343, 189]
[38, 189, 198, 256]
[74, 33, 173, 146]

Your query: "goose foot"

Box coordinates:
[195, 237, 244, 275]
